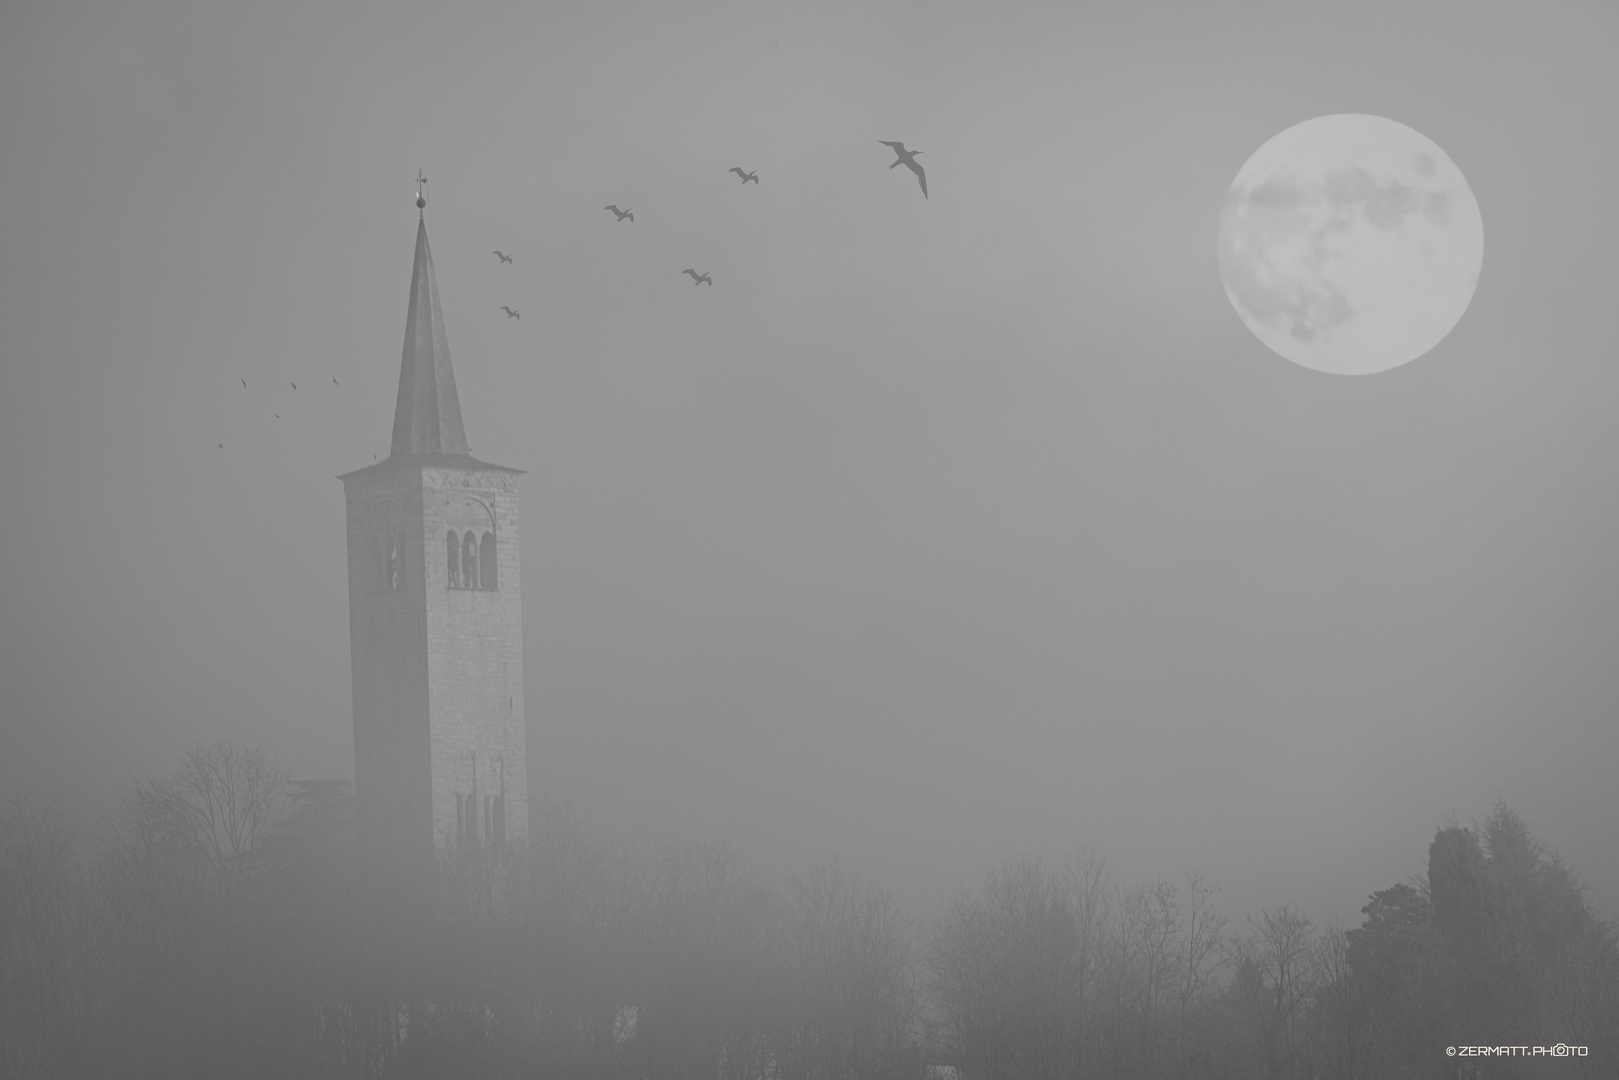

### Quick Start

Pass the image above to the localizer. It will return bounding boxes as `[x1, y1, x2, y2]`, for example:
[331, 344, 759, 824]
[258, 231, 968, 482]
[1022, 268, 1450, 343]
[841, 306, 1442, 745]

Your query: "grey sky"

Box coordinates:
[2, 0, 1616, 924]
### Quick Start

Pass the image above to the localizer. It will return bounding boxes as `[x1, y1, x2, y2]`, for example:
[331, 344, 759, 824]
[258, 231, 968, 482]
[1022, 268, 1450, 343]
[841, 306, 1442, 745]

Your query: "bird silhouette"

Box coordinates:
[682, 269, 712, 286]
[729, 167, 759, 185]
[217, 443, 224, 449]
[493, 251, 513, 264]
[240, 377, 247, 388]
[332, 377, 339, 385]
[879, 141, 927, 198]
[291, 382, 297, 390]
[605, 205, 634, 222]
[501, 306, 521, 319]
[273, 414, 280, 419]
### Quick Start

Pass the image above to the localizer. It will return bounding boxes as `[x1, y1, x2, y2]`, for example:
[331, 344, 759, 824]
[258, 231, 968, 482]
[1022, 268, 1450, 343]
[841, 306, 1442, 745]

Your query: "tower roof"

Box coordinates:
[390, 216, 470, 458]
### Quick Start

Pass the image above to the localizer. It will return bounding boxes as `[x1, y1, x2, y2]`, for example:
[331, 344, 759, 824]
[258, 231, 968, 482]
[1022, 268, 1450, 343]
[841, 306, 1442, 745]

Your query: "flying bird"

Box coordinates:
[501, 306, 520, 319]
[273, 414, 280, 419]
[290, 382, 297, 390]
[682, 269, 712, 286]
[332, 377, 339, 385]
[240, 378, 247, 388]
[605, 205, 634, 222]
[493, 251, 513, 264]
[729, 167, 759, 185]
[879, 141, 927, 198]
[218, 443, 224, 449]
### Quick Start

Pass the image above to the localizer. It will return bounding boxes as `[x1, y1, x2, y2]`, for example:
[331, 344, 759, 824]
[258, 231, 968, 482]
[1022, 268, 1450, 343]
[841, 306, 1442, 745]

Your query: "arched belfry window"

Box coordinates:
[444, 528, 497, 590]
[462, 532, 478, 590]
[480, 532, 497, 590]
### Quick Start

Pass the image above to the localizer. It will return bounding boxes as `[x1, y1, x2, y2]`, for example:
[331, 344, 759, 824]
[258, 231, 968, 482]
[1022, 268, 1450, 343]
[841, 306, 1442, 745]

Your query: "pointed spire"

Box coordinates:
[390, 196, 470, 458]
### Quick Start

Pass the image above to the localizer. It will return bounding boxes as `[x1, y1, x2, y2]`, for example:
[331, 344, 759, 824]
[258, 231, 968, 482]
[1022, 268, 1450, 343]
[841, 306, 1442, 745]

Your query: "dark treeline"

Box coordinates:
[1, 743, 1615, 1079]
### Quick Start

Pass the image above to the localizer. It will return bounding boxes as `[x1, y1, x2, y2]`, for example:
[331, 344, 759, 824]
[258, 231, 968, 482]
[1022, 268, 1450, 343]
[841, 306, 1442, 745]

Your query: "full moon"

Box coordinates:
[1216, 114, 1483, 375]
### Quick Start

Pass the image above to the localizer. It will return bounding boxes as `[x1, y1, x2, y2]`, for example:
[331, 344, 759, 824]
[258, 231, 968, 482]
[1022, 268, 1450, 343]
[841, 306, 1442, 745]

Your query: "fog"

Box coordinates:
[3, 0, 1618, 956]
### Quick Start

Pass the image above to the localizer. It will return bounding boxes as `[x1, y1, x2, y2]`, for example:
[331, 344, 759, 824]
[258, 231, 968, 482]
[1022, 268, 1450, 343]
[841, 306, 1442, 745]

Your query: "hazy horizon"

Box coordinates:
[3, 0, 1617, 929]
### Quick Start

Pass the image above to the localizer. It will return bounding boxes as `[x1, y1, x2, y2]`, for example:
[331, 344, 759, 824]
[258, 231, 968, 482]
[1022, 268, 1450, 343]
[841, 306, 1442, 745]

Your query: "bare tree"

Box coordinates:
[930, 856, 1083, 1080]
[1121, 880, 1181, 1079]
[1546, 912, 1619, 1080]
[1225, 906, 1317, 1080]
[1171, 874, 1226, 1080]
[98, 777, 210, 960]
[621, 843, 784, 1080]
[0, 802, 102, 1080]
[1067, 849, 1108, 1077]
[168, 742, 290, 908]
[86, 744, 294, 1077]
[777, 862, 918, 1080]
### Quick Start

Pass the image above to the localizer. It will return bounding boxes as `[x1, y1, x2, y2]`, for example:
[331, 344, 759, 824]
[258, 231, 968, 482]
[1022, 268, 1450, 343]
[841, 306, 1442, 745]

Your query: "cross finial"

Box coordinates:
[415, 168, 428, 213]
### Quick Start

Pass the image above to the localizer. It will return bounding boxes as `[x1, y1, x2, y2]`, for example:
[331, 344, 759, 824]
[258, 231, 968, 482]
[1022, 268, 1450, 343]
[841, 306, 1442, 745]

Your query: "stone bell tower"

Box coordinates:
[339, 177, 528, 859]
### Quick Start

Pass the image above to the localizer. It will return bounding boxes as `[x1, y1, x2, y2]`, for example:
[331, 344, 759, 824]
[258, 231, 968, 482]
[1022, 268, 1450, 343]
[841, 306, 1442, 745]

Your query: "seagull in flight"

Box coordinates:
[290, 382, 297, 390]
[729, 167, 759, 185]
[682, 269, 712, 286]
[605, 205, 634, 222]
[332, 377, 339, 385]
[501, 306, 521, 319]
[493, 251, 513, 264]
[240, 378, 247, 388]
[879, 141, 927, 198]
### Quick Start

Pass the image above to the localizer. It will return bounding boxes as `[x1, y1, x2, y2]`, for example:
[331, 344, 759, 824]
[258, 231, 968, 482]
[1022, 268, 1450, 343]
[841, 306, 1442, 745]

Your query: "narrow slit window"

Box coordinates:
[446, 530, 460, 588]
[480, 532, 497, 590]
[383, 533, 401, 591]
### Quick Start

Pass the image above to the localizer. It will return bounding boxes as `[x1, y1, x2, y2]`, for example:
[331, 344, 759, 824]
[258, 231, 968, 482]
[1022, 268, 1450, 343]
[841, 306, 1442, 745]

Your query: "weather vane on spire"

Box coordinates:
[415, 168, 428, 213]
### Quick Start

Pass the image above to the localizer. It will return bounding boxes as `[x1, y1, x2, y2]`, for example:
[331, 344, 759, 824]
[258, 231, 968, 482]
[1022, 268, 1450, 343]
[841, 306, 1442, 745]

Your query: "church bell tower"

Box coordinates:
[339, 178, 528, 858]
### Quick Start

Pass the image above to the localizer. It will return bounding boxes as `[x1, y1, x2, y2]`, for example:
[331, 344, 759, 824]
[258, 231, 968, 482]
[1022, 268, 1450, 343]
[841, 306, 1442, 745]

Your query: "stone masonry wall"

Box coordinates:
[344, 465, 433, 861]
[343, 460, 529, 860]
[420, 466, 528, 851]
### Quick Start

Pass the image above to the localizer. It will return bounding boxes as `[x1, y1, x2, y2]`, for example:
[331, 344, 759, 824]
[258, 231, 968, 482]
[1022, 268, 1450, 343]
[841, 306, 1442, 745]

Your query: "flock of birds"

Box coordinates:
[218, 374, 344, 449]
[217, 143, 927, 453]
[489, 141, 926, 307]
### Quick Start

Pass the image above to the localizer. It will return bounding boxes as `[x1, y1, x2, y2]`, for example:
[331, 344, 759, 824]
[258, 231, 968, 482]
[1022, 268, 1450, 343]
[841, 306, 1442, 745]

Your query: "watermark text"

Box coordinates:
[1448, 1045, 1587, 1058]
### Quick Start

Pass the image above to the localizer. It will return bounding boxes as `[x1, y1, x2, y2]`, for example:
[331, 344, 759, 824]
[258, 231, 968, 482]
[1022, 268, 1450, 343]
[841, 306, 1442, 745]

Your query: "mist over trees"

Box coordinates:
[1, 744, 1614, 1079]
